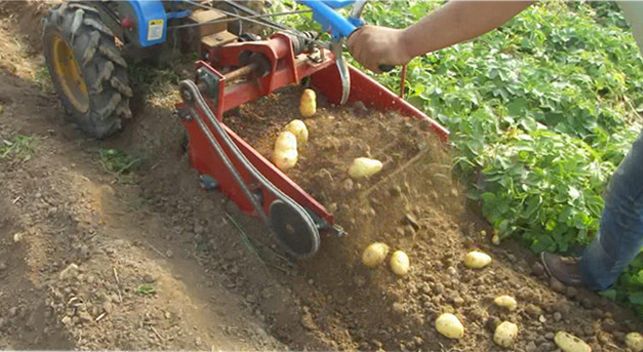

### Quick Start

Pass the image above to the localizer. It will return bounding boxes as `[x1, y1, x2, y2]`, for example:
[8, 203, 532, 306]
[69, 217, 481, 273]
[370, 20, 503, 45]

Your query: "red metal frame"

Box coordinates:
[179, 34, 449, 230]
[310, 63, 449, 142]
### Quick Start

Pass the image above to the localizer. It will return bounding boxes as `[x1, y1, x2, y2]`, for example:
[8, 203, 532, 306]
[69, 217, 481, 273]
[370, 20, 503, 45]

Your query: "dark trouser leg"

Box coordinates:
[579, 129, 643, 290]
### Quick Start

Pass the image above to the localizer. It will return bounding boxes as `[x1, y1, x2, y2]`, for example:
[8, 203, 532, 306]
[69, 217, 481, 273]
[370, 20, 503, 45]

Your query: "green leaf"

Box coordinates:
[628, 292, 643, 305]
[599, 289, 617, 300]
[568, 186, 581, 200]
[507, 98, 529, 116]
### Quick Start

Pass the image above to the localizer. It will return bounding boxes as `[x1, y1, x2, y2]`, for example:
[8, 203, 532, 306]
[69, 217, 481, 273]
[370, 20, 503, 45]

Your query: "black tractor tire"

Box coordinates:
[43, 2, 132, 138]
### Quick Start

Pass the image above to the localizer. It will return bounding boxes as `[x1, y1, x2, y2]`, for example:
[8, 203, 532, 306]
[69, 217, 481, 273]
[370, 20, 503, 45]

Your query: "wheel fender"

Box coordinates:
[120, 0, 167, 47]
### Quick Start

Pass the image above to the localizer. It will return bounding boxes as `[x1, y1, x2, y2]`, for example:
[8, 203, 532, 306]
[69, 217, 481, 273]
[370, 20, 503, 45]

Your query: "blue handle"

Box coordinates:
[298, 0, 364, 39]
[317, 0, 355, 9]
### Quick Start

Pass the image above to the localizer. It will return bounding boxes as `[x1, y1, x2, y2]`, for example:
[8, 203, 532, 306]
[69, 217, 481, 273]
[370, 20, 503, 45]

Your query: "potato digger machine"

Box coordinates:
[43, 0, 449, 259]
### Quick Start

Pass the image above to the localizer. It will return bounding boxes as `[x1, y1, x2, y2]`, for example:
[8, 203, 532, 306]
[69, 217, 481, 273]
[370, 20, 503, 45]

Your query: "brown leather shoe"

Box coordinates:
[540, 252, 584, 286]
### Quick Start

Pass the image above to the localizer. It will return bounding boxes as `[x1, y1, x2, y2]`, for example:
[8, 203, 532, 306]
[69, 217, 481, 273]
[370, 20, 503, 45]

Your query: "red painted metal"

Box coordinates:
[310, 63, 450, 142]
[204, 34, 336, 117]
[180, 108, 331, 221]
[180, 33, 449, 231]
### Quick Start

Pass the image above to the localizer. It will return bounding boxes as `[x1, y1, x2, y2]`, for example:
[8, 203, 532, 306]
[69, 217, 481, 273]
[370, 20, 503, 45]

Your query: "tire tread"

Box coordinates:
[43, 2, 132, 139]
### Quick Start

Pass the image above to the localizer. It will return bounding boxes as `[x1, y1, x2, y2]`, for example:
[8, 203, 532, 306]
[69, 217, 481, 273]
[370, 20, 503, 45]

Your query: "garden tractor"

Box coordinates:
[42, 0, 449, 258]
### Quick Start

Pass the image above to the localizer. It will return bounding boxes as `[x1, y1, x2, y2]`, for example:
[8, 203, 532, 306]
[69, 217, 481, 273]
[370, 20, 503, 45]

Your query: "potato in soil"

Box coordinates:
[272, 131, 298, 171]
[299, 88, 317, 117]
[435, 313, 465, 339]
[284, 119, 308, 146]
[464, 250, 492, 269]
[362, 242, 389, 268]
[389, 250, 410, 276]
[225, 86, 444, 226]
[493, 321, 518, 348]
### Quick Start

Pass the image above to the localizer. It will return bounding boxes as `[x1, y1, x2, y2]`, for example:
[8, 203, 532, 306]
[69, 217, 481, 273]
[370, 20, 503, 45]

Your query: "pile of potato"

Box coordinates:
[430, 250, 523, 347]
[271, 89, 383, 180]
[286, 90, 638, 352]
[359, 245, 616, 350]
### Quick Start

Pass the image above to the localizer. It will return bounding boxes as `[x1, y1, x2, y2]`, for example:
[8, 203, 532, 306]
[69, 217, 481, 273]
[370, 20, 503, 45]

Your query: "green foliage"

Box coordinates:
[285, 0, 643, 315]
[127, 61, 186, 103]
[601, 249, 643, 317]
[33, 67, 53, 93]
[128, 63, 180, 91]
[0, 135, 37, 162]
[99, 148, 140, 175]
[620, 251, 643, 315]
[136, 283, 156, 296]
[270, 0, 317, 31]
[476, 128, 610, 252]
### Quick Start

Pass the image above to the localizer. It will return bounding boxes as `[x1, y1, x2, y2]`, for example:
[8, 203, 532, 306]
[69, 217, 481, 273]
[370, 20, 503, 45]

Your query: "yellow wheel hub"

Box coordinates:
[51, 33, 89, 113]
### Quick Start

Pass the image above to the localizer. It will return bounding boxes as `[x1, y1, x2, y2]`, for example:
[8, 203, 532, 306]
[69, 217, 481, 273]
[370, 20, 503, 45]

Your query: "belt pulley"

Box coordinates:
[179, 79, 320, 258]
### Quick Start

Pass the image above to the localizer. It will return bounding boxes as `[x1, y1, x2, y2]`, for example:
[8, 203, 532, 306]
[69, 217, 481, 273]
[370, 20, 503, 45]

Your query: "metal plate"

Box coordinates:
[269, 200, 320, 258]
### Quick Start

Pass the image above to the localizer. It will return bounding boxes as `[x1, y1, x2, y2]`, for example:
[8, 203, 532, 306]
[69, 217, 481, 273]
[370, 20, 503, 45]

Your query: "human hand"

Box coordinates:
[347, 25, 412, 73]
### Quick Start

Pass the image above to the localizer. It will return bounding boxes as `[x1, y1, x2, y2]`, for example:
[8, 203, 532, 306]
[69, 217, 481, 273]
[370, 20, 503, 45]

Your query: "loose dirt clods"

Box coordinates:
[0, 1, 641, 351]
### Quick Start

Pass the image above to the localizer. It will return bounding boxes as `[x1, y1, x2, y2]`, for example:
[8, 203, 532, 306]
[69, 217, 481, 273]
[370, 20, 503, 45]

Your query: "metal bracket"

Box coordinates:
[176, 105, 192, 120]
[308, 211, 347, 238]
[331, 39, 350, 105]
[196, 68, 220, 100]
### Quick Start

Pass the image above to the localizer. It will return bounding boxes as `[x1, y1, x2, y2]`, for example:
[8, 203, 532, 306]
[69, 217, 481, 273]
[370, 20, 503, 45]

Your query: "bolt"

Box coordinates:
[199, 175, 218, 191]
[176, 110, 192, 121]
[253, 190, 264, 205]
[180, 88, 193, 103]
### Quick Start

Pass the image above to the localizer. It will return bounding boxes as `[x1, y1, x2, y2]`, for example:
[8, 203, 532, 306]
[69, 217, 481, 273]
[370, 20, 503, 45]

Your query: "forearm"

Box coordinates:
[402, 0, 534, 57]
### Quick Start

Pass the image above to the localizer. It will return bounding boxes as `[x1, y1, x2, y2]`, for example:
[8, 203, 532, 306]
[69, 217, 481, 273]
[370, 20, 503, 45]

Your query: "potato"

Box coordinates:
[284, 119, 308, 146]
[625, 332, 643, 352]
[361, 242, 389, 268]
[554, 331, 591, 352]
[435, 313, 464, 339]
[299, 88, 317, 118]
[348, 157, 383, 179]
[272, 131, 298, 171]
[494, 295, 518, 311]
[389, 250, 410, 276]
[494, 321, 518, 348]
[463, 250, 492, 269]
[273, 149, 298, 171]
[274, 130, 297, 150]
[491, 233, 501, 245]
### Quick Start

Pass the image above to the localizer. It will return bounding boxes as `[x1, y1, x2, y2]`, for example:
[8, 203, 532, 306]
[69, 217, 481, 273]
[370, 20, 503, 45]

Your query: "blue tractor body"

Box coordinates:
[127, 0, 169, 47]
[123, 0, 192, 47]
[108, 0, 364, 47]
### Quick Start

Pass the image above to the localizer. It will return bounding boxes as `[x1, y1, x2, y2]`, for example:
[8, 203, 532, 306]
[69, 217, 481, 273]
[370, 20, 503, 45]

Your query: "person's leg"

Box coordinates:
[579, 129, 643, 290]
